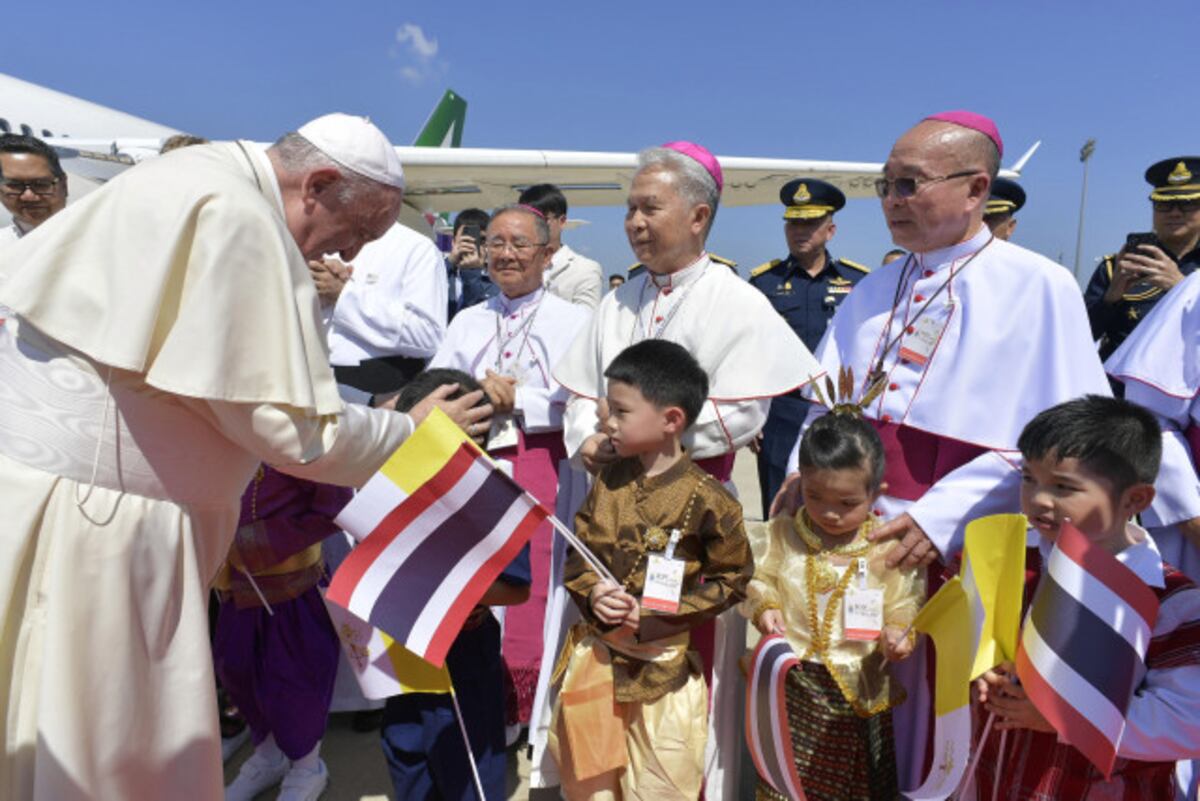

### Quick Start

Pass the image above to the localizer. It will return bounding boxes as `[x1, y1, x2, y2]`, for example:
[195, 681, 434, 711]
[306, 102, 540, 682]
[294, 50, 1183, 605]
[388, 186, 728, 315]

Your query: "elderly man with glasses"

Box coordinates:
[1085, 156, 1200, 361]
[0, 134, 68, 249]
[774, 111, 1110, 791]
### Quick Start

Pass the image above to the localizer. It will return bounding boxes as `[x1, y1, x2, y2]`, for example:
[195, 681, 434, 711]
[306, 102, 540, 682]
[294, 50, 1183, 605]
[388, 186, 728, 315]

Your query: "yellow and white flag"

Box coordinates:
[905, 577, 973, 801]
[322, 592, 452, 698]
[961, 514, 1027, 680]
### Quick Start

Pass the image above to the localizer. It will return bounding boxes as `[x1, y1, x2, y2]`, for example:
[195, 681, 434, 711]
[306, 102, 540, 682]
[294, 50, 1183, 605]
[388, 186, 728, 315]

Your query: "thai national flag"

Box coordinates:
[745, 634, 808, 801]
[326, 408, 549, 668]
[1015, 521, 1160, 778]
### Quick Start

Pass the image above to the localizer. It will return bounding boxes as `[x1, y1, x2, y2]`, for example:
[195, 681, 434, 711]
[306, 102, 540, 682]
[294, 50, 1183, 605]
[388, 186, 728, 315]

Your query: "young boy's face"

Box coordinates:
[604, 379, 676, 457]
[800, 465, 877, 537]
[1020, 454, 1129, 548]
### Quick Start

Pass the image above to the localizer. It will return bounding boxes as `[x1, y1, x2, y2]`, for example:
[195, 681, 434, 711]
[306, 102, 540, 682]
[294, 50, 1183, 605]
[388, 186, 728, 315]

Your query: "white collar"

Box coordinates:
[915, 225, 992, 272]
[647, 252, 708, 290]
[496, 286, 544, 316]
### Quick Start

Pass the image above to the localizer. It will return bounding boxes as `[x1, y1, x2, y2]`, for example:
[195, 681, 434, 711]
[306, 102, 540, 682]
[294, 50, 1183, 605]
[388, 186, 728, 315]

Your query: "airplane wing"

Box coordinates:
[395, 146, 1025, 215]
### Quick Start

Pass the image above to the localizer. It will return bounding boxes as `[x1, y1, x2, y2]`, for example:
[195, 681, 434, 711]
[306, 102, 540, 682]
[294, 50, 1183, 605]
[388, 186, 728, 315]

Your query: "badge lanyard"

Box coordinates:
[493, 296, 543, 379]
[866, 236, 994, 388]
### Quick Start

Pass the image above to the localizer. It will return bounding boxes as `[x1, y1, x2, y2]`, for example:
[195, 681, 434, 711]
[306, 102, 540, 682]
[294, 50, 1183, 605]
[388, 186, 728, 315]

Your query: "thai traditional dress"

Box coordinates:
[743, 509, 923, 801]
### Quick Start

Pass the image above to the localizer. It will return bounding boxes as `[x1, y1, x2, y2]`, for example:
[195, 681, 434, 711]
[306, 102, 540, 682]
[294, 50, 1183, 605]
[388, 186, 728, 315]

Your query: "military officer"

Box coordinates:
[984, 176, 1025, 241]
[748, 177, 868, 512]
[1085, 156, 1200, 361]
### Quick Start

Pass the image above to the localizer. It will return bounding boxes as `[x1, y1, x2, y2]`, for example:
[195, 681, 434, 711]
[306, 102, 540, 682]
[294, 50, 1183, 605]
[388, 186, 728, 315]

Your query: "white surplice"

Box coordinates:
[0, 142, 414, 801]
[555, 253, 822, 461]
[1107, 270, 1200, 581]
[787, 227, 1111, 555]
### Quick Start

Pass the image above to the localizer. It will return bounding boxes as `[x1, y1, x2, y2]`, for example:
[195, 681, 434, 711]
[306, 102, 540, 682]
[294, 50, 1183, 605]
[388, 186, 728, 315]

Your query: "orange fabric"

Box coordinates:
[559, 639, 627, 780]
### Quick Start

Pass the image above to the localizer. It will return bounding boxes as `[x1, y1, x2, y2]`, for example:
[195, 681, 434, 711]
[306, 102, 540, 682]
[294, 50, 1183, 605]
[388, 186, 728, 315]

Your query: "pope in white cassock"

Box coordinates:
[0, 114, 490, 801]
[778, 111, 1111, 789]
[552, 141, 821, 798]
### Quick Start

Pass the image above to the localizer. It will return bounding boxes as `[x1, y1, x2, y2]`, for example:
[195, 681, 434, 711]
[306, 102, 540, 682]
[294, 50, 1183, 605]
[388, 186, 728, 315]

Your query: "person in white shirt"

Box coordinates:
[519, 184, 604, 309]
[0, 134, 68, 249]
[313, 221, 448, 399]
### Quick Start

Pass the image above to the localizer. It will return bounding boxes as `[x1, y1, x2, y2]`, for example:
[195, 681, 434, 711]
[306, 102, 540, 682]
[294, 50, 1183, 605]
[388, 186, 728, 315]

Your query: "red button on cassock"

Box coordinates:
[655, 316, 664, 323]
[881, 414, 893, 423]
[889, 382, 899, 391]
[923, 270, 934, 278]
[914, 294, 926, 302]
[906, 325, 915, 334]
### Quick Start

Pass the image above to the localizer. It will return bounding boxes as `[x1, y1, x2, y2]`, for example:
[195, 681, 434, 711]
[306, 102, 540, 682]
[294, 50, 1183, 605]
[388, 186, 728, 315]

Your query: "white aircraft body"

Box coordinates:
[0, 72, 1039, 230]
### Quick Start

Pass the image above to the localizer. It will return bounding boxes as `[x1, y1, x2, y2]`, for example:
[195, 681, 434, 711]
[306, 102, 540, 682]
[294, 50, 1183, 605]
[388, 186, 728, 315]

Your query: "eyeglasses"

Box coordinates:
[1153, 199, 1200, 214]
[485, 239, 548, 255]
[874, 171, 979, 199]
[0, 178, 60, 197]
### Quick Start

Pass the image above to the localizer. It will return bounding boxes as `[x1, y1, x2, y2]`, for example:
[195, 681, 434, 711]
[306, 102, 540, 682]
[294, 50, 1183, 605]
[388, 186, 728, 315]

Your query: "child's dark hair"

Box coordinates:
[392, 368, 485, 414]
[603, 340, 708, 426]
[1017, 394, 1161, 491]
[797, 413, 886, 490]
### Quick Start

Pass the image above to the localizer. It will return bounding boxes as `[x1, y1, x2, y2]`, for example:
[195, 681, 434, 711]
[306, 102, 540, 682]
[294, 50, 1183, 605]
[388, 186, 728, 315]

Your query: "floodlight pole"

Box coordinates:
[1074, 139, 1096, 282]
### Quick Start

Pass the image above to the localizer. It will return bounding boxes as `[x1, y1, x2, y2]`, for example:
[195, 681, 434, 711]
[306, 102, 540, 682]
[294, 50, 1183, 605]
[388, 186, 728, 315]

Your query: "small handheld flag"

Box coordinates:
[745, 634, 808, 801]
[327, 409, 549, 667]
[1015, 521, 1159, 778]
[905, 577, 973, 801]
[961, 513, 1027, 680]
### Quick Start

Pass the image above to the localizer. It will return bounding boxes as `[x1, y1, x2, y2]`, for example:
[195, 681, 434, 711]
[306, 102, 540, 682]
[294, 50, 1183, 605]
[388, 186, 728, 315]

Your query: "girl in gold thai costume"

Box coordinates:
[745, 380, 924, 801]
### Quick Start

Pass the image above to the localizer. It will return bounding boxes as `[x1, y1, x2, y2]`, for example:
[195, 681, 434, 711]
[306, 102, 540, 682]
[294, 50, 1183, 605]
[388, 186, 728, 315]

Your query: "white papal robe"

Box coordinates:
[0, 142, 414, 801]
[786, 225, 1111, 788]
[553, 253, 820, 798]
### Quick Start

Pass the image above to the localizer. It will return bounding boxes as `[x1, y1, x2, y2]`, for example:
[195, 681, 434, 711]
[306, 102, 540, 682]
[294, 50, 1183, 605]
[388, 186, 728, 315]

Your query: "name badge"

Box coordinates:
[897, 314, 946, 366]
[487, 414, 519, 451]
[642, 554, 686, 614]
[843, 558, 883, 641]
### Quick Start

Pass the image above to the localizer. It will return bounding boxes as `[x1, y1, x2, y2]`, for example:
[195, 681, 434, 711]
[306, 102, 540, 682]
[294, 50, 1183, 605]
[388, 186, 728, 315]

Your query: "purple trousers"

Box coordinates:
[213, 585, 340, 760]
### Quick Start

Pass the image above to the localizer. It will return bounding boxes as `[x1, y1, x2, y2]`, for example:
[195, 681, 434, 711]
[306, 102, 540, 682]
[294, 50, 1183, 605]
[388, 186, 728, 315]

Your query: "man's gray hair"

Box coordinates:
[635, 147, 721, 232]
[269, 132, 395, 205]
[491, 204, 551, 244]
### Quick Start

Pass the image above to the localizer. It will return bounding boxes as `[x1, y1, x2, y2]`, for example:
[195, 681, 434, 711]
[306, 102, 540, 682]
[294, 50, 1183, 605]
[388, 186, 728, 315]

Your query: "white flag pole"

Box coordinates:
[956, 710, 994, 799]
[545, 512, 618, 586]
[449, 685, 488, 801]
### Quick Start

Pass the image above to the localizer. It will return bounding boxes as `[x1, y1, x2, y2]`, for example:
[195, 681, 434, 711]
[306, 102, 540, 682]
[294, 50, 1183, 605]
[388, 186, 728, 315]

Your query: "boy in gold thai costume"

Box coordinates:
[548, 340, 752, 800]
[745, 373, 924, 800]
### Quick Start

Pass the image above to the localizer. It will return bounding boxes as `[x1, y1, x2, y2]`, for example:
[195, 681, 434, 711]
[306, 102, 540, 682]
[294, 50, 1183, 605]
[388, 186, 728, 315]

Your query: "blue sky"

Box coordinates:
[6, 1, 1199, 285]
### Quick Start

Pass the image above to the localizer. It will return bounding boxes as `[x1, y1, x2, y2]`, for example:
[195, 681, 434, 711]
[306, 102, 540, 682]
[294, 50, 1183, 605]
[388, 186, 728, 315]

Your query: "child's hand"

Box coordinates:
[756, 609, 786, 637]
[987, 678, 1055, 734]
[622, 600, 640, 633]
[881, 624, 913, 661]
[974, 661, 1012, 705]
[590, 581, 634, 626]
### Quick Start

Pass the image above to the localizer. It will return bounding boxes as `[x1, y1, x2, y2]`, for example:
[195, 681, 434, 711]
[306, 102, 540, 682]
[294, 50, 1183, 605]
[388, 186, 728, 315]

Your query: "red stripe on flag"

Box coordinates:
[1056, 522, 1159, 628]
[422, 502, 549, 667]
[1016, 642, 1118, 778]
[327, 445, 477, 606]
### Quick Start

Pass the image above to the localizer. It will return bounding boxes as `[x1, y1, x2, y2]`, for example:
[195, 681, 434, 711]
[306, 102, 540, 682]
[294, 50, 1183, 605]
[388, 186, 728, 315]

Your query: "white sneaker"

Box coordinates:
[278, 759, 329, 801]
[225, 750, 289, 801]
[221, 728, 251, 763]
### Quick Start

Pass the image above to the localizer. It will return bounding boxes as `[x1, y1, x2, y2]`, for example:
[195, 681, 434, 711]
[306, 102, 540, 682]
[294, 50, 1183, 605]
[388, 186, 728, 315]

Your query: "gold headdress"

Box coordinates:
[809, 366, 885, 417]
